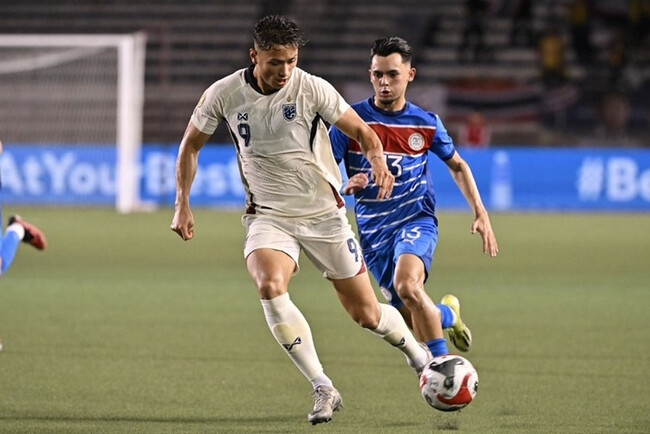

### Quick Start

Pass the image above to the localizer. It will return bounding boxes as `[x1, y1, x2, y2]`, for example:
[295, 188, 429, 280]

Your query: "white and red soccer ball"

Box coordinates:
[419, 354, 479, 412]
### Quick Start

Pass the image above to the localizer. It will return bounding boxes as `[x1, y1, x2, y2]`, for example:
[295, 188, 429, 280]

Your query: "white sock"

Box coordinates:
[261, 293, 330, 388]
[310, 374, 333, 390]
[6, 223, 25, 240]
[372, 303, 429, 372]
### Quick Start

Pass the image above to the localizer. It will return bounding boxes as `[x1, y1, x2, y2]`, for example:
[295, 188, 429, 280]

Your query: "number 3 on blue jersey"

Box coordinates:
[386, 155, 403, 177]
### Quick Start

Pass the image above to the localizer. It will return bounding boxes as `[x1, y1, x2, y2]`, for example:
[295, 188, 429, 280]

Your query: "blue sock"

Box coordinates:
[1, 231, 21, 275]
[437, 303, 455, 329]
[427, 338, 449, 357]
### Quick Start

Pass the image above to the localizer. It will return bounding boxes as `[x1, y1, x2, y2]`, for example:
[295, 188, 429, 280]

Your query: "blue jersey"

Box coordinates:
[330, 98, 456, 253]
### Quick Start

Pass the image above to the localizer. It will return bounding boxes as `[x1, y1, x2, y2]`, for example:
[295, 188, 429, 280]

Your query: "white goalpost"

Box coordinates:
[0, 32, 147, 213]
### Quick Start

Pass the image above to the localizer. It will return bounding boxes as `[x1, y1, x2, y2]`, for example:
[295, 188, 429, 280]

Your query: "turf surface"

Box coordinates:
[1, 209, 649, 433]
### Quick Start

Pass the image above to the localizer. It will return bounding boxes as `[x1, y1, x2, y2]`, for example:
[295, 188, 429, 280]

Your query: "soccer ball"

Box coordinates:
[419, 354, 478, 412]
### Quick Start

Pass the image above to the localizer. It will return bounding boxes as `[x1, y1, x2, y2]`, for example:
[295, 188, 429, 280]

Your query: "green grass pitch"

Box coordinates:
[1, 208, 649, 433]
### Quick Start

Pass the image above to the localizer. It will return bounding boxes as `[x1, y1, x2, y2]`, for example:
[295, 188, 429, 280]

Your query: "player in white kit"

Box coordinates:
[170, 15, 430, 425]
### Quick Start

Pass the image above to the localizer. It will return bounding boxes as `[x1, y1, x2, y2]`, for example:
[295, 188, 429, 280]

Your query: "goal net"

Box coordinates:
[0, 33, 146, 213]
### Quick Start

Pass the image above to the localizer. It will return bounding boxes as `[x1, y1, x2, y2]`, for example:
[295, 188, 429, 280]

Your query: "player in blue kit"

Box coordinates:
[330, 37, 498, 360]
[0, 139, 47, 280]
[0, 139, 48, 350]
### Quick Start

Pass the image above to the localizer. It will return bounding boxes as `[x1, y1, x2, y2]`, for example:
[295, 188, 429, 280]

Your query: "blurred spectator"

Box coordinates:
[509, 0, 534, 47]
[568, 0, 594, 64]
[538, 25, 567, 87]
[457, 109, 491, 148]
[628, 0, 650, 49]
[581, 92, 639, 147]
[458, 0, 491, 63]
[605, 27, 628, 89]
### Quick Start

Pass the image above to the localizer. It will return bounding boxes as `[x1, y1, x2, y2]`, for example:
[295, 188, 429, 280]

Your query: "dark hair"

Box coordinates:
[370, 37, 413, 64]
[253, 15, 307, 51]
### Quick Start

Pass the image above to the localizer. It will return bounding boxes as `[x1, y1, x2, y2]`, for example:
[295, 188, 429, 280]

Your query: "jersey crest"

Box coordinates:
[408, 132, 426, 151]
[283, 103, 297, 121]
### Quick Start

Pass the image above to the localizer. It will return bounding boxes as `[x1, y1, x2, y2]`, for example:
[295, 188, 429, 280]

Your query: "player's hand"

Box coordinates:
[369, 156, 394, 200]
[342, 173, 370, 195]
[471, 213, 498, 257]
[171, 204, 195, 241]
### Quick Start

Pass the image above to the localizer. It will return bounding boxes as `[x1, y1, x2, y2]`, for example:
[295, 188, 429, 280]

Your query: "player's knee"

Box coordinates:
[394, 278, 423, 305]
[255, 275, 288, 299]
[395, 282, 436, 316]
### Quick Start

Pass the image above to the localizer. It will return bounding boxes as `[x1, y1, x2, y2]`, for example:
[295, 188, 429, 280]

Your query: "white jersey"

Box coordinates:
[191, 66, 351, 218]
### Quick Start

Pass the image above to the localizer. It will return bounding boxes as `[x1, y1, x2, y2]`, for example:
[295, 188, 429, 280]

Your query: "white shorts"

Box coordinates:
[242, 209, 364, 280]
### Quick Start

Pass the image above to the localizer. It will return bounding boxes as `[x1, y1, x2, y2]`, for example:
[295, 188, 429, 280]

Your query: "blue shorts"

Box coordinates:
[364, 216, 438, 309]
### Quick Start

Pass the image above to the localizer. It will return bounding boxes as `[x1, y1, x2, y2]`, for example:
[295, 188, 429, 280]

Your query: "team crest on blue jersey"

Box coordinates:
[282, 103, 297, 121]
[408, 133, 425, 151]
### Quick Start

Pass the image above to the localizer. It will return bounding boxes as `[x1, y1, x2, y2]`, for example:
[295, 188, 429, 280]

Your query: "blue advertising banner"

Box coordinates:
[437, 148, 650, 212]
[2, 145, 650, 211]
[1, 146, 116, 205]
[138, 145, 245, 208]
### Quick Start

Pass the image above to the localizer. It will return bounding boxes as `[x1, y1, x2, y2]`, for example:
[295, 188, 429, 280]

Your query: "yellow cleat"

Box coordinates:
[441, 294, 472, 352]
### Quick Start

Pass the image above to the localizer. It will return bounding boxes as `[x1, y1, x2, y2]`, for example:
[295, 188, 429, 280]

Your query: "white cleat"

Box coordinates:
[308, 385, 343, 425]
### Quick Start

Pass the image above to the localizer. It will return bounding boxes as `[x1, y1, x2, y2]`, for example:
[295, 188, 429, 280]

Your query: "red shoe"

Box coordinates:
[8, 215, 47, 250]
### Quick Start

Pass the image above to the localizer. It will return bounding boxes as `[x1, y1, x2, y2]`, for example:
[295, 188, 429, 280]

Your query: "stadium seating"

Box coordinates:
[1, 0, 648, 145]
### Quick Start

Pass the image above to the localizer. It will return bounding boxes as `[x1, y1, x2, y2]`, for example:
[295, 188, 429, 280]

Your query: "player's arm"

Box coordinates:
[333, 108, 394, 199]
[170, 122, 211, 241]
[329, 125, 369, 195]
[445, 151, 499, 257]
